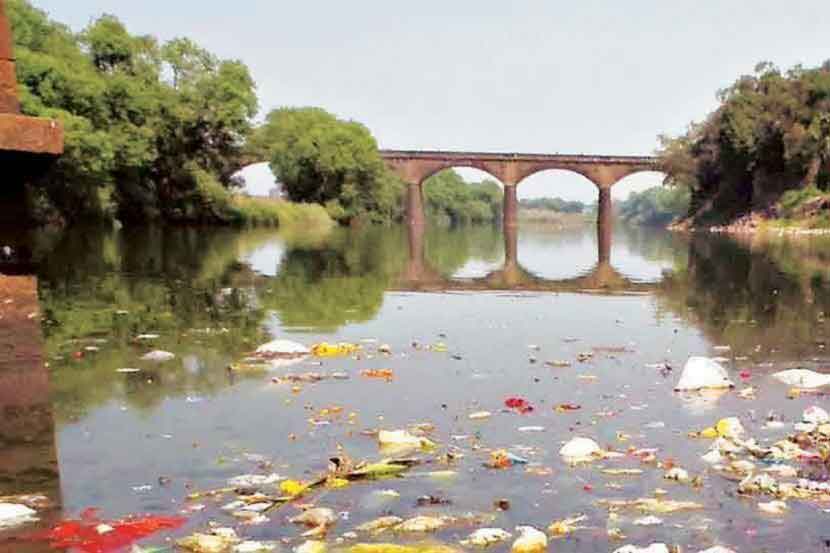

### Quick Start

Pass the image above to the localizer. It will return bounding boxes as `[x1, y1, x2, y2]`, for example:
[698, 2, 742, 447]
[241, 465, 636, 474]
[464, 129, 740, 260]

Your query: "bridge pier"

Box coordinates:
[597, 186, 612, 264]
[502, 184, 518, 228]
[0, 276, 61, 518]
[406, 182, 425, 227]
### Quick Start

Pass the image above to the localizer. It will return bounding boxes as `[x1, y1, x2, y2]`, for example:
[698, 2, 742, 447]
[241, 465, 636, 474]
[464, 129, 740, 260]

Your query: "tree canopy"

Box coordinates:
[9, 0, 258, 224]
[249, 107, 404, 223]
[519, 197, 585, 213]
[617, 186, 690, 227]
[422, 170, 503, 224]
[659, 61, 830, 224]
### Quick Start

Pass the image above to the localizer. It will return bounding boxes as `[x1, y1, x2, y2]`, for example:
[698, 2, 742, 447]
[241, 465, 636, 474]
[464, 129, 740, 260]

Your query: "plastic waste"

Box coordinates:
[256, 339, 310, 357]
[141, 350, 175, 362]
[697, 547, 736, 553]
[396, 516, 446, 532]
[547, 514, 587, 536]
[771, 369, 830, 388]
[280, 479, 310, 497]
[559, 437, 601, 462]
[612, 545, 669, 553]
[178, 531, 239, 553]
[758, 500, 788, 514]
[511, 526, 547, 553]
[598, 497, 703, 513]
[674, 357, 734, 391]
[715, 417, 745, 439]
[234, 542, 278, 553]
[632, 516, 663, 526]
[664, 467, 690, 482]
[504, 397, 534, 414]
[355, 516, 403, 533]
[487, 450, 529, 469]
[460, 528, 512, 547]
[290, 507, 337, 529]
[378, 430, 435, 451]
[295, 540, 327, 553]
[227, 473, 282, 488]
[348, 461, 410, 479]
[311, 342, 360, 357]
[37, 514, 187, 552]
[349, 544, 458, 553]
[803, 405, 829, 424]
[361, 369, 394, 380]
[0, 503, 37, 527]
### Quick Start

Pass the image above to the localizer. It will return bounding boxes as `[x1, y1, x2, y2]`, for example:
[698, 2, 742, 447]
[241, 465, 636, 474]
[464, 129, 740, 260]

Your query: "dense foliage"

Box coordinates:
[10, 0, 259, 224]
[422, 170, 503, 224]
[249, 107, 405, 224]
[519, 197, 585, 213]
[617, 185, 690, 226]
[660, 61, 830, 224]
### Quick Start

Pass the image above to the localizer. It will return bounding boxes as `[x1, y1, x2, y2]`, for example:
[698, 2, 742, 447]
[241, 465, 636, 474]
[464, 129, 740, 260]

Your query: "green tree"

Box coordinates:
[659, 60, 830, 225]
[9, 0, 258, 224]
[251, 107, 404, 223]
[617, 186, 690, 227]
[422, 170, 503, 224]
[519, 197, 585, 213]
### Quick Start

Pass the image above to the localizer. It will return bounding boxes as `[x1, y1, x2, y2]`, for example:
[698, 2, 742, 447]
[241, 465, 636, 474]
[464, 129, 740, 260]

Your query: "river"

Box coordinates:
[2, 221, 830, 552]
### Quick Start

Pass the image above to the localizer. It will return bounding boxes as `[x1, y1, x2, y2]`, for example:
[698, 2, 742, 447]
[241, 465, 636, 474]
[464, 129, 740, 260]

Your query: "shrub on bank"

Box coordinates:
[229, 196, 333, 228]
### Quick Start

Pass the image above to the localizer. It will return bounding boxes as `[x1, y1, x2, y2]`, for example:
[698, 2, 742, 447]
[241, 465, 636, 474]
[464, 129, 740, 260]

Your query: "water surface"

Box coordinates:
[3, 222, 830, 552]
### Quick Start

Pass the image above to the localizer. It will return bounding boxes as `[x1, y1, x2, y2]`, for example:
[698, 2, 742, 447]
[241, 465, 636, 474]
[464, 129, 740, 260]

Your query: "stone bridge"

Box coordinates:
[379, 150, 661, 227]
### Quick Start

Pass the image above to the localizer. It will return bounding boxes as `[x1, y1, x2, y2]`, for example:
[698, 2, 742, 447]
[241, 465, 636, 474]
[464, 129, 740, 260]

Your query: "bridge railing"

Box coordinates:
[378, 149, 658, 165]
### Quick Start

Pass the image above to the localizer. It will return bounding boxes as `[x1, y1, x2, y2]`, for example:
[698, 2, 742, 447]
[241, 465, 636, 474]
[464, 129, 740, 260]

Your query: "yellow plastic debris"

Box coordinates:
[280, 479, 309, 497]
[326, 477, 350, 489]
[511, 526, 547, 553]
[311, 342, 361, 357]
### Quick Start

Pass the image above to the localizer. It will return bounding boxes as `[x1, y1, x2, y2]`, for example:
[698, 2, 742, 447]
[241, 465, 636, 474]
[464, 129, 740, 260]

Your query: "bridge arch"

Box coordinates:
[232, 162, 282, 197]
[515, 167, 600, 204]
[610, 170, 669, 198]
[417, 163, 504, 186]
[514, 163, 606, 189]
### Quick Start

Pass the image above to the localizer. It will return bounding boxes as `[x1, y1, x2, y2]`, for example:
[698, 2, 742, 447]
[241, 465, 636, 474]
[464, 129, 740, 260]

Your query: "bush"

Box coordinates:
[422, 170, 503, 224]
[618, 185, 691, 226]
[249, 107, 404, 224]
[228, 197, 333, 228]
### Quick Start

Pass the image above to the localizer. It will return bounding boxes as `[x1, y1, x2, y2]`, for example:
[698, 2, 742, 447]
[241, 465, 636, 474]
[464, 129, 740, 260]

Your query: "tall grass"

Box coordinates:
[228, 196, 334, 229]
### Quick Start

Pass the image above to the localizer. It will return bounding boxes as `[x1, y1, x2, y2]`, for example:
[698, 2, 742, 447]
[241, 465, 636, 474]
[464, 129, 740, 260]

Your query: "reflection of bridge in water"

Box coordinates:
[394, 218, 661, 294]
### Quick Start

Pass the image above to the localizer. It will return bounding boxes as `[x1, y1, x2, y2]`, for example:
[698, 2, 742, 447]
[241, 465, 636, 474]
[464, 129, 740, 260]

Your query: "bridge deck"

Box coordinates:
[379, 149, 658, 166]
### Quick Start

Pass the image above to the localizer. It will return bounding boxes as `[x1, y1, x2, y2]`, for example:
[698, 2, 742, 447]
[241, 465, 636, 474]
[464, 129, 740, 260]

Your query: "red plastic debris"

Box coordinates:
[30, 512, 186, 552]
[739, 370, 752, 380]
[504, 397, 534, 414]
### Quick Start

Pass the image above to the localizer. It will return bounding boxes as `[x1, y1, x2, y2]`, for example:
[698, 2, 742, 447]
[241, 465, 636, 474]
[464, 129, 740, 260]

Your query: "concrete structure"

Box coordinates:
[0, 276, 61, 533]
[380, 150, 660, 227]
[0, 0, 63, 222]
[0, 4, 61, 522]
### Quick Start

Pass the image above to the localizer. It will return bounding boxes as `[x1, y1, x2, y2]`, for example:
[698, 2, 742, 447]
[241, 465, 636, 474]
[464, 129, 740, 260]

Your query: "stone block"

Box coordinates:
[0, 113, 63, 155]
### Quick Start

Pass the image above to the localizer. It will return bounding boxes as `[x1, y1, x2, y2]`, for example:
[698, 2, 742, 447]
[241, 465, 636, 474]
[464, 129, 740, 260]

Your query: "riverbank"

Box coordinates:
[517, 209, 590, 227]
[669, 188, 830, 235]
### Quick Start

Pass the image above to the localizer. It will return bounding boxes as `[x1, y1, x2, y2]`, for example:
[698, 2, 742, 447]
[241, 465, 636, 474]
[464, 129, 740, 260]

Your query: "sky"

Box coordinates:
[30, 1, 830, 201]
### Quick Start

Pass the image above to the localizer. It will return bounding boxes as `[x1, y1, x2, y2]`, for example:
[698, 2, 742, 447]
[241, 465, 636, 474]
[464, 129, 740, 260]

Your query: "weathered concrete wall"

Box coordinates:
[0, 0, 63, 228]
[0, 276, 60, 503]
[0, 0, 20, 114]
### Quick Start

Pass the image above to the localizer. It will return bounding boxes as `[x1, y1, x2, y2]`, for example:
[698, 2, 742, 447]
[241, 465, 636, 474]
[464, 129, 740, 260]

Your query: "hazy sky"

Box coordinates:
[30, 1, 830, 201]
